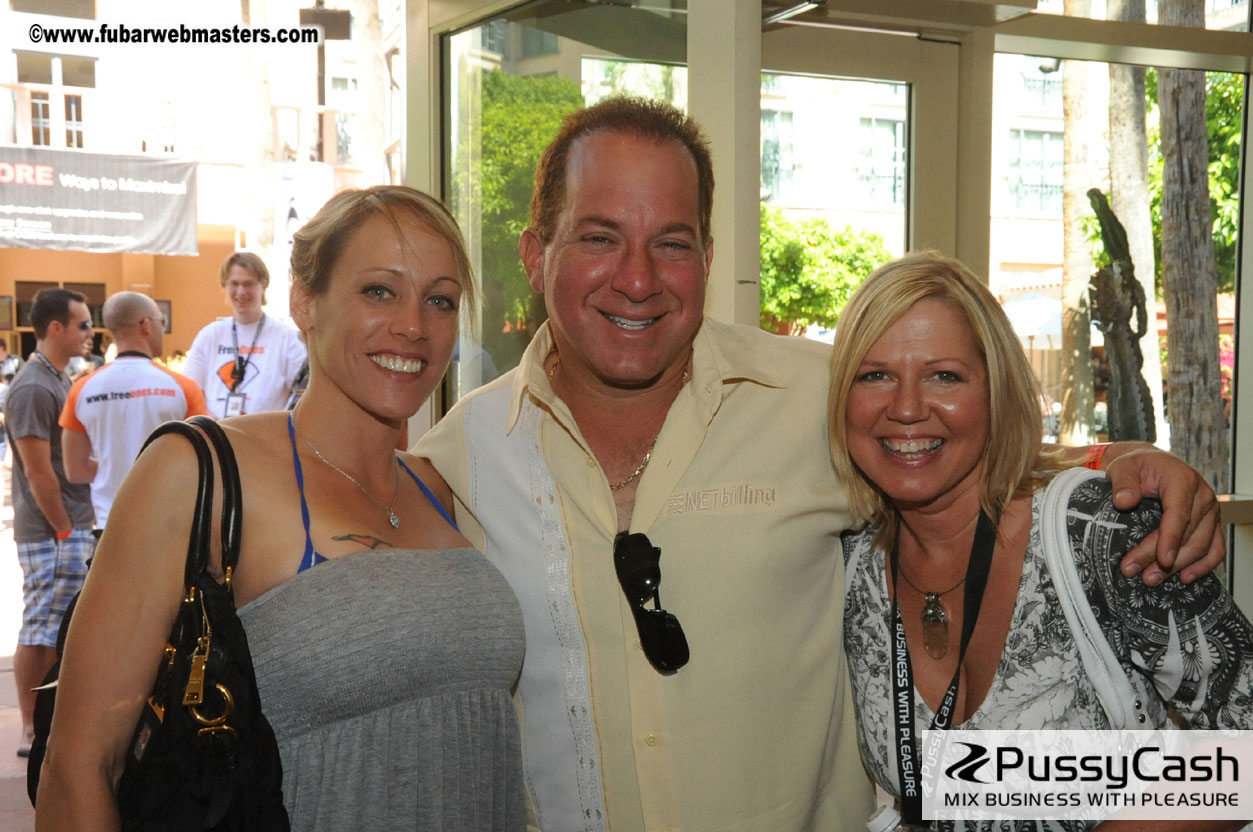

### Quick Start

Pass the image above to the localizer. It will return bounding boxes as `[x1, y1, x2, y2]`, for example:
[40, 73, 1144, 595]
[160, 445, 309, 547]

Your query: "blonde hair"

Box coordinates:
[828, 250, 1060, 534]
[290, 185, 477, 333]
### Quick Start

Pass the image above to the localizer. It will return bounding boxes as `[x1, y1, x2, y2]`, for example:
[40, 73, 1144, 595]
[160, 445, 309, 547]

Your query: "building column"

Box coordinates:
[406, 0, 438, 436]
[1231, 87, 1253, 615]
[688, 0, 760, 327]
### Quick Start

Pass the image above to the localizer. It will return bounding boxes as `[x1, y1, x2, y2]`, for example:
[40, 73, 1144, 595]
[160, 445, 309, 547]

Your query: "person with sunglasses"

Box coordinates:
[416, 96, 1226, 832]
[4, 288, 96, 760]
[182, 251, 307, 418]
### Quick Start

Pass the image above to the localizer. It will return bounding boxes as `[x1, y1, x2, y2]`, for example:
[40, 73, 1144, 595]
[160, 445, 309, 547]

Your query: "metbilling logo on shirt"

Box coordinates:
[664, 483, 776, 515]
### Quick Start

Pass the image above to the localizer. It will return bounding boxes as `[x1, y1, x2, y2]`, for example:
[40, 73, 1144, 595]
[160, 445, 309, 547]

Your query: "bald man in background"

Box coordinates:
[60, 292, 209, 531]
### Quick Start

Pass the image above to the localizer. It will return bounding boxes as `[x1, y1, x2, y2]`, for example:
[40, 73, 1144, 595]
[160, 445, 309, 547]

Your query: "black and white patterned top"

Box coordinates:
[842, 472, 1253, 832]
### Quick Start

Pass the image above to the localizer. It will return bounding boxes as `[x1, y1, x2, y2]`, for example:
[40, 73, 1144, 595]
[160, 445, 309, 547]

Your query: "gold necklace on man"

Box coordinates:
[547, 354, 689, 491]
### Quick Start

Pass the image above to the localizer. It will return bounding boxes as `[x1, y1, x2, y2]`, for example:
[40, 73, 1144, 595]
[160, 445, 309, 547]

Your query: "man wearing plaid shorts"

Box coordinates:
[6, 288, 96, 757]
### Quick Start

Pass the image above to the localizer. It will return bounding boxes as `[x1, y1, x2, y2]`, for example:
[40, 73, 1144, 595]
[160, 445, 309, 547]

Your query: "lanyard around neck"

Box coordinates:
[32, 351, 69, 391]
[230, 314, 265, 392]
[890, 509, 998, 826]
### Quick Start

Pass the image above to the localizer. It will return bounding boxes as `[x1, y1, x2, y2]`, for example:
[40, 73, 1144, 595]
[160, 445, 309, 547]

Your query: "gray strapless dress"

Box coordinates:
[237, 548, 526, 831]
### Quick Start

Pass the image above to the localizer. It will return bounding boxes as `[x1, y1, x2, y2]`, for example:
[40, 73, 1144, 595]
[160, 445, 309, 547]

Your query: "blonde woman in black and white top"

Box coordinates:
[829, 250, 1253, 832]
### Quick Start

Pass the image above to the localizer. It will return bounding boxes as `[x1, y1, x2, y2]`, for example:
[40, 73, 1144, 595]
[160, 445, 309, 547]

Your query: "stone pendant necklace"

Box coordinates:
[896, 566, 966, 660]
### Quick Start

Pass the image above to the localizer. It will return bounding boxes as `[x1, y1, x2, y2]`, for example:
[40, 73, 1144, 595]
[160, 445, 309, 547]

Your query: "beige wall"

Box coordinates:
[0, 224, 237, 360]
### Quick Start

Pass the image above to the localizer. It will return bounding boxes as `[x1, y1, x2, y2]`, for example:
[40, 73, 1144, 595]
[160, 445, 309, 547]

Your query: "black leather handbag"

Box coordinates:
[29, 416, 289, 831]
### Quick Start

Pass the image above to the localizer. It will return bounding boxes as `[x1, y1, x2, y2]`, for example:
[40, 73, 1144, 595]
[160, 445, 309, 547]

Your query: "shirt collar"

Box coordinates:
[504, 316, 787, 434]
[506, 322, 559, 433]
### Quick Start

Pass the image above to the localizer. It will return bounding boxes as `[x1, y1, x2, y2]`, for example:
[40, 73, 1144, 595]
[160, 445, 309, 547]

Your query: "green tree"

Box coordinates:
[591, 60, 681, 106]
[759, 204, 890, 335]
[470, 71, 583, 331]
[1143, 69, 1242, 293]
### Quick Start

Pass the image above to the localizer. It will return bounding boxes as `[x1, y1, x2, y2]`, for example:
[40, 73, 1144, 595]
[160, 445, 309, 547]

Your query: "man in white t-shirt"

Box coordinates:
[183, 251, 306, 417]
[60, 293, 210, 529]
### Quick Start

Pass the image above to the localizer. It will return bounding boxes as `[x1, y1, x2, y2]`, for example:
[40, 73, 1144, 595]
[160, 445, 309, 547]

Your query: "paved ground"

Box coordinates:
[0, 462, 38, 832]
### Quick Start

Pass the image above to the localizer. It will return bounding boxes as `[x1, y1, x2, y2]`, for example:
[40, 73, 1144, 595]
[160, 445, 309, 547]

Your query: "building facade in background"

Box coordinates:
[0, 0, 404, 362]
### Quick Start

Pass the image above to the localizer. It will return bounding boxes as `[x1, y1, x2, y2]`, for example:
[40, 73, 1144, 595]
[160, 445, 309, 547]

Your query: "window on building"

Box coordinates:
[336, 114, 355, 163]
[761, 109, 794, 203]
[10, 0, 95, 18]
[63, 282, 106, 327]
[757, 72, 908, 258]
[61, 56, 96, 88]
[480, 19, 508, 57]
[16, 52, 53, 85]
[521, 26, 558, 58]
[1007, 128, 1063, 214]
[31, 92, 51, 146]
[16, 52, 96, 88]
[330, 77, 358, 163]
[859, 117, 906, 207]
[65, 94, 83, 148]
[1021, 62, 1063, 111]
[15, 281, 57, 328]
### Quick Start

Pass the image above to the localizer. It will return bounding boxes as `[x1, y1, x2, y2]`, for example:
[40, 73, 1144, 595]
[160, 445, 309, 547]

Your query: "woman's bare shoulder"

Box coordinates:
[398, 451, 455, 511]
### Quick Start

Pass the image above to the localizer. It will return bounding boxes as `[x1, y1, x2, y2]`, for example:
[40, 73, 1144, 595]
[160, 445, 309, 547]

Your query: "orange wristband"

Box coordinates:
[1083, 444, 1110, 470]
[55, 528, 73, 540]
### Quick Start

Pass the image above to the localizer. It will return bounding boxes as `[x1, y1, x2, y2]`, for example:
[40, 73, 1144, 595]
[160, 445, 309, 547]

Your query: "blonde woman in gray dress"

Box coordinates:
[37, 186, 526, 831]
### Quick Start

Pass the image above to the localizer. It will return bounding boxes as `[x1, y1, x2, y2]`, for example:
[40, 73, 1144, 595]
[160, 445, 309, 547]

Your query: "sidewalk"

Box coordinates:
[1, 468, 36, 832]
[0, 656, 33, 832]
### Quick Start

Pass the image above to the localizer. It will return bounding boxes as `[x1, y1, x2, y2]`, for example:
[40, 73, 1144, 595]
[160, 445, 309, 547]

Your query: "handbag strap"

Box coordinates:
[1040, 466, 1139, 728]
[140, 420, 215, 591]
[188, 415, 244, 573]
[138, 417, 245, 590]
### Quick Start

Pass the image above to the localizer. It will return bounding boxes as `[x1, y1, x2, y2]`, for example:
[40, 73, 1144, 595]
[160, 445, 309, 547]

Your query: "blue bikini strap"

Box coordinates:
[286, 413, 324, 572]
[398, 459, 459, 532]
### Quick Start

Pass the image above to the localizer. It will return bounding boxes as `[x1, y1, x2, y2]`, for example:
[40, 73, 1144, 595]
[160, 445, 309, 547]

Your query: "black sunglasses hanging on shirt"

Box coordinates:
[614, 532, 690, 673]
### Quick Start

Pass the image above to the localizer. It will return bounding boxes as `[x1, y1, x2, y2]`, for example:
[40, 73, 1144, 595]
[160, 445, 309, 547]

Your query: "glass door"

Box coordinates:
[758, 23, 961, 341]
[442, 1, 689, 400]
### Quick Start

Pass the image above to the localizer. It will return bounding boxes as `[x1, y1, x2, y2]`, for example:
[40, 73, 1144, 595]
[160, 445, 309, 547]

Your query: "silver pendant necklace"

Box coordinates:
[296, 426, 402, 528]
